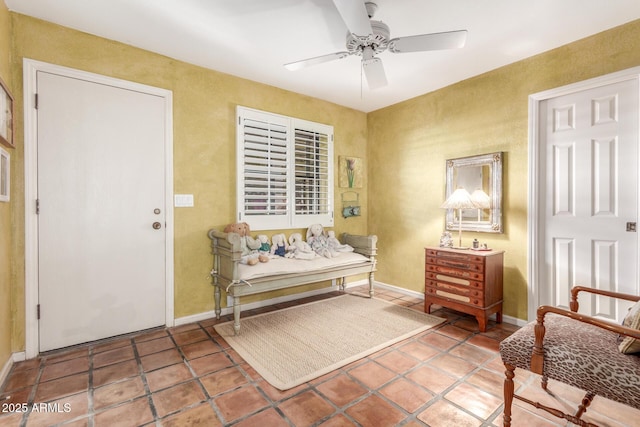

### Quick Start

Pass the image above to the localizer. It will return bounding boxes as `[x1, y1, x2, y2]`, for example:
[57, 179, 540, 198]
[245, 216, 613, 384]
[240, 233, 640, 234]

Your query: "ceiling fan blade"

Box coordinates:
[389, 30, 468, 53]
[332, 0, 373, 37]
[362, 56, 387, 89]
[284, 51, 350, 71]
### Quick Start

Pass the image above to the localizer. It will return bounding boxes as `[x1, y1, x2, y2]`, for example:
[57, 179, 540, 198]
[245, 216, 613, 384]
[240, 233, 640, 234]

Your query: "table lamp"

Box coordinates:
[441, 188, 477, 249]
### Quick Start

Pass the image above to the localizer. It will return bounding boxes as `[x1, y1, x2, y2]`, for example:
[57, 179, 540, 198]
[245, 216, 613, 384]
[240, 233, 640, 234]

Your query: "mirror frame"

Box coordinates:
[444, 152, 503, 233]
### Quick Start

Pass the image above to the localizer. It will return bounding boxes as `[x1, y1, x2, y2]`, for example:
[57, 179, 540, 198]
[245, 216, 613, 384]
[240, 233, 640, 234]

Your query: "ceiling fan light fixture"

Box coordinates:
[346, 20, 389, 55]
[283, 1, 468, 89]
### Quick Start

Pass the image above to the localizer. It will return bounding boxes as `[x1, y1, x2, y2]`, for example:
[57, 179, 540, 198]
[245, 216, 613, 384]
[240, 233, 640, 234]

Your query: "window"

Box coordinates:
[236, 106, 334, 230]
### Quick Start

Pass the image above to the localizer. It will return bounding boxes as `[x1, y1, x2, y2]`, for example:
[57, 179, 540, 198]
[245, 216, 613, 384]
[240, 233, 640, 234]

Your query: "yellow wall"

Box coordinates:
[0, 0, 12, 368]
[368, 19, 640, 320]
[8, 14, 368, 352]
[4, 11, 640, 356]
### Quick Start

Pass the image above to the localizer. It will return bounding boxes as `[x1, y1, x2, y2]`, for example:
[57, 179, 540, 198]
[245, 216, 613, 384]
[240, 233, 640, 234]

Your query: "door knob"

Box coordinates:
[152, 222, 162, 230]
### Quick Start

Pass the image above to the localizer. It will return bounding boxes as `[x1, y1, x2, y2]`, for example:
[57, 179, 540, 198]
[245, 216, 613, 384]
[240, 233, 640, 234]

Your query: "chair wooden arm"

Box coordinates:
[570, 286, 640, 312]
[530, 305, 640, 374]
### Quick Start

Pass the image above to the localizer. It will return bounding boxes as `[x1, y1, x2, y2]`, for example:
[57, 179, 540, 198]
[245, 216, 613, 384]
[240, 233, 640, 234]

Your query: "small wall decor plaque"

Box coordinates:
[0, 147, 9, 202]
[341, 191, 361, 218]
[0, 76, 13, 149]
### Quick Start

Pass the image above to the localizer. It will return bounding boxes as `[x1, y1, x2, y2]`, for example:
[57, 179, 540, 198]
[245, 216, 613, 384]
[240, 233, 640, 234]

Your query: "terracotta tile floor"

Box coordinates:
[1, 286, 639, 427]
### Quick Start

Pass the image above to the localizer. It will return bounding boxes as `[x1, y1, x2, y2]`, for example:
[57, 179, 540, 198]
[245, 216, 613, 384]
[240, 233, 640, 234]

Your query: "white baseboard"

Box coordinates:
[174, 309, 218, 327]
[0, 352, 25, 388]
[502, 315, 528, 327]
[373, 280, 526, 327]
[175, 279, 527, 328]
[175, 279, 369, 326]
[373, 280, 425, 299]
[0, 356, 12, 387]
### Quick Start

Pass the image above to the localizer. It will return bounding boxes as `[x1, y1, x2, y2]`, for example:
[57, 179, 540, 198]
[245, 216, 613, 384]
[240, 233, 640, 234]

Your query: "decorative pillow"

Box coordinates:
[618, 300, 640, 354]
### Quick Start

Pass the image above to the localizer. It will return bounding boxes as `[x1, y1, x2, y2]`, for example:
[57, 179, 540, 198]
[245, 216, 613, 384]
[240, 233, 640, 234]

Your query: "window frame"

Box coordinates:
[236, 106, 334, 230]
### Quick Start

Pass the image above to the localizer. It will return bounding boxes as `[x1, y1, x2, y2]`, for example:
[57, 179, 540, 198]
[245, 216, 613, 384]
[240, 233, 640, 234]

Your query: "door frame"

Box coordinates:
[23, 59, 175, 358]
[528, 66, 640, 322]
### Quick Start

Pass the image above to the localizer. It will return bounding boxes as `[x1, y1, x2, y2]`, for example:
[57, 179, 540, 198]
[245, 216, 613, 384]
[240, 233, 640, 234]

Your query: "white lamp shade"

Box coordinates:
[470, 189, 491, 209]
[440, 188, 476, 210]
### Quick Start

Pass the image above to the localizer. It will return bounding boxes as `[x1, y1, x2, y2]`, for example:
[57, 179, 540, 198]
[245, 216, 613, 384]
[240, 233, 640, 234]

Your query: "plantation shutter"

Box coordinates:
[237, 109, 291, 230]
[292, 123, 333, 228]
[236, 107, 333, 230]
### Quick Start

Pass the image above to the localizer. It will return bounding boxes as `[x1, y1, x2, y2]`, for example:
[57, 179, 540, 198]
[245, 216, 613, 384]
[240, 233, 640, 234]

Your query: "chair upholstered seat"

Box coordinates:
[500, 288, 640, 427]
[500, 313, 640, 410]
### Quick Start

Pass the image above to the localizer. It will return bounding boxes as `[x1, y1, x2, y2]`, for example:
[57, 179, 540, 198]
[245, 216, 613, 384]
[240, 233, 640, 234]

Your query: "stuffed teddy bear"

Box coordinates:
[287, 233, 316, 260]
[223, 222, 269, 265]
[327, 230, 354, 253]
[270, 233, 288, 257]
[306, 223, 339, 258]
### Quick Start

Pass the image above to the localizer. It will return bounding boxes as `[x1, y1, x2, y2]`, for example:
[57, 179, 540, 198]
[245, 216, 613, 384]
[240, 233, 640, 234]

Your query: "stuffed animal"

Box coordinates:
[327, 230, 354, 253]
[306, 223, 339, 258]
[287, 233, 316, 260]
[257, 234, 271, 254]
[223, 222, 269, 265]
[270, 233, 288, 257]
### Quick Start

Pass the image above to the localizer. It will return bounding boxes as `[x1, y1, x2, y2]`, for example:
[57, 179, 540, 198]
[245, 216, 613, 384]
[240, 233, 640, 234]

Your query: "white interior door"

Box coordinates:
[37, 71, 168, 351]
[538, 78, 639, 321]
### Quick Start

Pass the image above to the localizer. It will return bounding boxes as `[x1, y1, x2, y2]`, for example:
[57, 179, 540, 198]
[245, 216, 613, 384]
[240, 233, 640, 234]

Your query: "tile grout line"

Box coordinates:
[18, 354, 45, 427]
[87, 345, 95, 427]
[172, 322, 226, 423]
[219, 330, 296, 426]
[131, 336, 160, 423]
[201, 324, 264, 426]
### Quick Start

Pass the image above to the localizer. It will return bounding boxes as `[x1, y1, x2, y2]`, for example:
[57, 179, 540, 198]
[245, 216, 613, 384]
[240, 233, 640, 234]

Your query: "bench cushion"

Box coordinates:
[500, 314, 640, 409]
[238, 252, 371, 281]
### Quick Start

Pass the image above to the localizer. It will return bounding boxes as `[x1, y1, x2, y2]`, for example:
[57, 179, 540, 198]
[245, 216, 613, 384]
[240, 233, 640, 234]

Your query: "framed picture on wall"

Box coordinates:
[0, 147, 8, 202]
[338, 156, 363, 188]
[0, 76, 14, 149]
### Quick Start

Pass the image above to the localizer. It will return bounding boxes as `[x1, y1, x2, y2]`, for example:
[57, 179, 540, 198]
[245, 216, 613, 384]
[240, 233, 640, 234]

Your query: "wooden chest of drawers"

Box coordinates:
[424, 247, 504, 332]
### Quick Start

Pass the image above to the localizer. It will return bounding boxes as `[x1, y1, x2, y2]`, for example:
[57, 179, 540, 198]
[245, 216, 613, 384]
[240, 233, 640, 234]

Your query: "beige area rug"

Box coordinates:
[214, 294, 445, 390]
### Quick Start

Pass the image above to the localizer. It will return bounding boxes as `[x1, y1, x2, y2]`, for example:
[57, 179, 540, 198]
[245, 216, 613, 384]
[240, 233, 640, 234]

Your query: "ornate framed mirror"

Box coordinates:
[444, 152, 503, 233]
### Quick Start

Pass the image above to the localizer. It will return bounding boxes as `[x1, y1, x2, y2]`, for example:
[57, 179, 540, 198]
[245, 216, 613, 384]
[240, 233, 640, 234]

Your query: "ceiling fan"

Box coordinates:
[284, 0, 467, 89]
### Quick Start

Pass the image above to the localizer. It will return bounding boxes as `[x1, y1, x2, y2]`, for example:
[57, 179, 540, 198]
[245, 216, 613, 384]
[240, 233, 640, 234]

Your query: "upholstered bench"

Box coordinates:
[499, 286, 640, 427]
[208, 229, 377, 334]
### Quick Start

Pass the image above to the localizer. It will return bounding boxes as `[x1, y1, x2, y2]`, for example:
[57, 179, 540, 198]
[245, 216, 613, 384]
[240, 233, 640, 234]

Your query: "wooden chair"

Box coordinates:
[499, 286, 640, 426]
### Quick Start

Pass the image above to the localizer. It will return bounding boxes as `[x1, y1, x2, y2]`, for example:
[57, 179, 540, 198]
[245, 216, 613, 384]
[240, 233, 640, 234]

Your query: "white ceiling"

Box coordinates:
[6, 0, 640, 112]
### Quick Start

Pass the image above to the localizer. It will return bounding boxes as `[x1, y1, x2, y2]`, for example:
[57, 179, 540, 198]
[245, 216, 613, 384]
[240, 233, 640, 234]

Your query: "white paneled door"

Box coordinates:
[37, 71, 168, 351]
[538, 78, 639, 321]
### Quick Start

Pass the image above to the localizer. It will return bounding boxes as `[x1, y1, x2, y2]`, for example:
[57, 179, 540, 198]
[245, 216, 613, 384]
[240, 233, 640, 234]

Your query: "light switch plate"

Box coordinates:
[174, 194, 194, 207]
